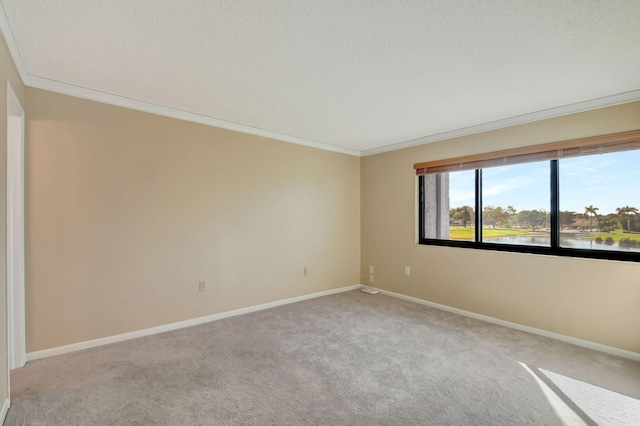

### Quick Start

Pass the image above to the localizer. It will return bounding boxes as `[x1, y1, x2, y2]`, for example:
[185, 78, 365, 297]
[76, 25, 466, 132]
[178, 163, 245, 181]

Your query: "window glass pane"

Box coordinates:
[422, 170, 475, 241]
[559, 150, 640, 253]
[449, 170, 476, 241]
[481, 161, 550, 246]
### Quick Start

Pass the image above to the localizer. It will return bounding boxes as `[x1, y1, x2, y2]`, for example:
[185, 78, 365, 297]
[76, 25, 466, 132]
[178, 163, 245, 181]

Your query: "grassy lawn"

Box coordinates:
[449, 227, 545, 239]
[582, 230, 640, 242]
[449, 227, 640, 243]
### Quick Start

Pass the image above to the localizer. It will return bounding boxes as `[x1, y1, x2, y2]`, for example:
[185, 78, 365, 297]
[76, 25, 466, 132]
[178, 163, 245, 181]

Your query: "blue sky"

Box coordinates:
[449, 150, 640, 215]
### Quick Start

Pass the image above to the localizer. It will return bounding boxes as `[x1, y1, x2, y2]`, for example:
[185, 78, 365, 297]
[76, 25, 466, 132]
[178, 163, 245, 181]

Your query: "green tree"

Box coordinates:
[518, 209, 546, 231]
[540, 208, 550, 229]
[560, 211, 576, 228]
[504, 206, 517, 229]
[483, 206, 499, 229]
[462, 205, 474, 227]
[494, 206, 514, 229]
[598, 214, 621, 233]
[584, 205, 599, 231]
[616, 206, 639, 232]
[451, 205, 474, 228]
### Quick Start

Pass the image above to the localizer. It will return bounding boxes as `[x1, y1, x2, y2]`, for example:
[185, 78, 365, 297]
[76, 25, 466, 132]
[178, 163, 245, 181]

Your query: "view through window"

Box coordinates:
[419, 138, 640, 261]
[481, 161, 550, 247]
[558, 150, 640, 253]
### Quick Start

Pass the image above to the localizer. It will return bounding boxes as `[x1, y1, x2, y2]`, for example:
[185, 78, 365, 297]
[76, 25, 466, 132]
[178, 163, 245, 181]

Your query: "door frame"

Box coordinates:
[6, 81, 25, 371]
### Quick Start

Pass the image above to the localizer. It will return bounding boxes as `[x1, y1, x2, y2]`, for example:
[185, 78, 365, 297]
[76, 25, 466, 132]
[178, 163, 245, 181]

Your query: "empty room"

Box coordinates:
[1, 1, 640, 425]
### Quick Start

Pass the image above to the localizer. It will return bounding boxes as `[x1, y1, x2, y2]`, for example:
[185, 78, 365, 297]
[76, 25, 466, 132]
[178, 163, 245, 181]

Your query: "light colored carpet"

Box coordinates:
[7, 291, 640, 425]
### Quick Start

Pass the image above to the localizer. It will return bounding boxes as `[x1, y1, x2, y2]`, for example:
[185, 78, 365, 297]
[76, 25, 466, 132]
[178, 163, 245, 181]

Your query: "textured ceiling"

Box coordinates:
[2, 1, 640, 154]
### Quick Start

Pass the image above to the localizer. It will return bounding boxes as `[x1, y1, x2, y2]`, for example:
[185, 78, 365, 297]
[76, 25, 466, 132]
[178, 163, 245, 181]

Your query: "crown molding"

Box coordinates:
[24, 75, 361, 156]
[3, 6, 639, 158]
[361, 89, 640, 156]
[24, 77, 640, 158]
[1, 6, 360, 157]
[19, 74, 640, 159]
[16, 76, 640, 160]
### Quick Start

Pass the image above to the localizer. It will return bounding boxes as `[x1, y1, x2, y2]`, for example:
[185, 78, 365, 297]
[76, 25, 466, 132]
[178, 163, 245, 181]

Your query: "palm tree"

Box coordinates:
[584, 205, 599, 231]
[616, 206, 639, 232]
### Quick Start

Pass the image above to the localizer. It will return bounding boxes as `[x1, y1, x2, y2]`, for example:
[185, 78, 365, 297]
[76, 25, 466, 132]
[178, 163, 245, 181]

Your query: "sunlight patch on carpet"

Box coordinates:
[520, 362, 589, 426]
[540, 368, 640, 426]
[521, 362, 640, 426]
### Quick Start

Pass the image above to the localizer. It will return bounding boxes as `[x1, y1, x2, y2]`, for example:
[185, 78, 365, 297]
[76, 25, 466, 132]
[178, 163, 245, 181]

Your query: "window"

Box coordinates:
[559, 150, 640, 253]
[482, 162, 550, 247]
[416, 130, 640, 262]
[422, 170, 475, 241]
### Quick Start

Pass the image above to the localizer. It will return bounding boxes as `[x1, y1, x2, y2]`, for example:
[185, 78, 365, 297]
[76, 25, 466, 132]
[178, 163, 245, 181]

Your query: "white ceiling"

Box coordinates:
[1, 1, 639, 156]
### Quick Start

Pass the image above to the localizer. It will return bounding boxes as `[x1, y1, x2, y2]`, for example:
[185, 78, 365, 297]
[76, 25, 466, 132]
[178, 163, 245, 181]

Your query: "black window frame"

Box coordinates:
[418, 160, 640, 262]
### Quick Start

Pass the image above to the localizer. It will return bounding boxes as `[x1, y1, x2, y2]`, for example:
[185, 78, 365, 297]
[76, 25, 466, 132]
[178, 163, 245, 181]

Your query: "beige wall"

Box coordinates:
[1, 30, 25, 404]
[24, 88, 360, 352]
[361, 101, 640, 353]
[16, 52, 640, 359]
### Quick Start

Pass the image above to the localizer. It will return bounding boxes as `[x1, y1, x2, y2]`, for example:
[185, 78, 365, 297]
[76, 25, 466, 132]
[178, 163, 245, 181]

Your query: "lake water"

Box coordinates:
[483, 235, 640, 252]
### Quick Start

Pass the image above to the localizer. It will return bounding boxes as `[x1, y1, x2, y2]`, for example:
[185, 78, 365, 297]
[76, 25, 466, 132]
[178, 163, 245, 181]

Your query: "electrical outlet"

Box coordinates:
[404, 266, 411, 276]
[369, 266, 374, 274]
[199, 280, 206, 292]
[304, 267, 309, 275]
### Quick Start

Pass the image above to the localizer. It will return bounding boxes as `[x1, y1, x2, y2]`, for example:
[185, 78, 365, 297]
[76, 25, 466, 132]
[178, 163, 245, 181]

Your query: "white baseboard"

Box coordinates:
[26, 284, 640, 363]
[26, 284, 362, 362]
[0, 398, 9, 424]
[376, 288, 640, 362]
